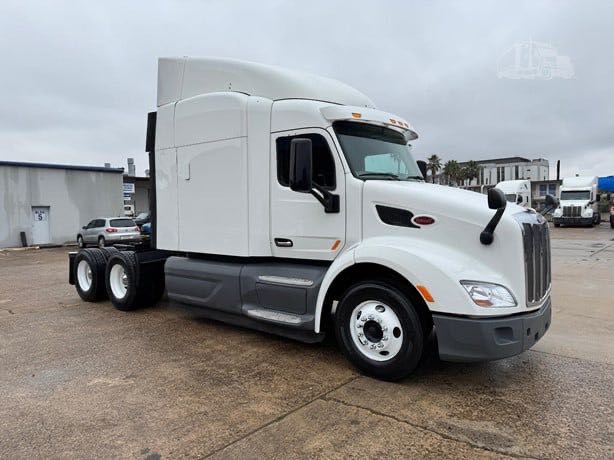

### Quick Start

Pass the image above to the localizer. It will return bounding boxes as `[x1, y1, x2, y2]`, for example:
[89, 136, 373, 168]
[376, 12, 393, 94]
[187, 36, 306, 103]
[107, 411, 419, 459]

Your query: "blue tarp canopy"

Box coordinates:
[598, 176, 614, 192]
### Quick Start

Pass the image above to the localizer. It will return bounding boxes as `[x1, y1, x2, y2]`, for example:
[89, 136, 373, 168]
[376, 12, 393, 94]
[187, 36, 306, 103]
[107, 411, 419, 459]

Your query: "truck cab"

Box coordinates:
[69, 58, 552, 380]
[495, 179, 532, 208]
[553, 176, 600, 227]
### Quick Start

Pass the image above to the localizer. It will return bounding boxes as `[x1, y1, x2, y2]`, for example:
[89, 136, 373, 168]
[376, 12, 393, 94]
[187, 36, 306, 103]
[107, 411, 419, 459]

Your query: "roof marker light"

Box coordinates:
[351, 112, 362, 119]
[389, 119, 397, 124]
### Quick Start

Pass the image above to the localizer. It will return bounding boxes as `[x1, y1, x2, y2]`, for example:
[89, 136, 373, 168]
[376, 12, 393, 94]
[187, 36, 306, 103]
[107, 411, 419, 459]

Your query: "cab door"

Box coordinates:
[270, 128, 346, 260]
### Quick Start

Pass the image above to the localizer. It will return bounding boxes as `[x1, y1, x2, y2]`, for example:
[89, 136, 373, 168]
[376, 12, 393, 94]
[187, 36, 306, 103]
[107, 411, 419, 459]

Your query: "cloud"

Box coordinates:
[0, 0, 612, 178]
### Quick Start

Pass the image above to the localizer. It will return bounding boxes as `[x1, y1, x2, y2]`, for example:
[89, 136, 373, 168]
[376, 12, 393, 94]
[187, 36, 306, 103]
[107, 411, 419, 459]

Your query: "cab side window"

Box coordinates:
[276, 133, 336, 190]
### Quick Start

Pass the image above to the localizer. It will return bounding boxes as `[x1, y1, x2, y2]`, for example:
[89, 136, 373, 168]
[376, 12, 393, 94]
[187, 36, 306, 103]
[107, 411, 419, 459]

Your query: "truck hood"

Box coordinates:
[363, 180, 524, 227]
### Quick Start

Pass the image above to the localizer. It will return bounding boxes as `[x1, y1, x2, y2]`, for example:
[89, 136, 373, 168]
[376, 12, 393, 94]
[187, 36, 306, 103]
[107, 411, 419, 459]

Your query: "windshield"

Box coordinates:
[333, 121, 423, 181]
[504, 193, 517, 202]
[560, 190, 591, 201]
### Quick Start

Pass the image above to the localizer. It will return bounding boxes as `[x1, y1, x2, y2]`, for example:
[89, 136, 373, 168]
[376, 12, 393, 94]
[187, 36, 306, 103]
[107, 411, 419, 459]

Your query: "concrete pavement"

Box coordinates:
[1, 224, 613, 458]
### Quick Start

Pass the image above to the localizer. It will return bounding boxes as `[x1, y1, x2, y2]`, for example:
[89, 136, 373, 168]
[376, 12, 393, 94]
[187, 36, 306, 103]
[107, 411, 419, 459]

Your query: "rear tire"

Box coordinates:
[554, 223, 561, 228]
[105, 251, 164, 311]
[98, 236, 106, 248]
[334, 281, 424, 381]
[74, 249, 107, 302]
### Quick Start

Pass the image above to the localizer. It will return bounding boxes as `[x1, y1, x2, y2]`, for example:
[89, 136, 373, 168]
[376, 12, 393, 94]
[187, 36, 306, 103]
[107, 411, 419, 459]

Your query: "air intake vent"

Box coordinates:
[375, 205, 419, 228]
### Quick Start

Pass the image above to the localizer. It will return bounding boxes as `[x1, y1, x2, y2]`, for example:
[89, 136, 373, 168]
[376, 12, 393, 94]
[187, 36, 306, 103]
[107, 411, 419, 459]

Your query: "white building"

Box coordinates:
[460, 157, 550, 188]
[0, 161, 124, 248]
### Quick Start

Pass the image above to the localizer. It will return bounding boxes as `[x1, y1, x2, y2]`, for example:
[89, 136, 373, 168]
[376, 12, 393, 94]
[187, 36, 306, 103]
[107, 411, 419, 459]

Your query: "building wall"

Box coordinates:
[0, 165, 123, 247]
[133, 180, 150, 215]
[464, 160, 549, 187]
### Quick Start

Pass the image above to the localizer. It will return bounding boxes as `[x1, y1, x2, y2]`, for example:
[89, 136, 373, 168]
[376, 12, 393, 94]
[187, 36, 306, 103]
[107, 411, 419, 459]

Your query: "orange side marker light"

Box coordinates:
[416, 285, 434, 303]
[331, 239, 341, 251]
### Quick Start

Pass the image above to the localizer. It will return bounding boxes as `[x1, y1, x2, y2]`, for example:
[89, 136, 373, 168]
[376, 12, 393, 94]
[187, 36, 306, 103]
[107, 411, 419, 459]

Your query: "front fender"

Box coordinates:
[314, 236, 519, 333]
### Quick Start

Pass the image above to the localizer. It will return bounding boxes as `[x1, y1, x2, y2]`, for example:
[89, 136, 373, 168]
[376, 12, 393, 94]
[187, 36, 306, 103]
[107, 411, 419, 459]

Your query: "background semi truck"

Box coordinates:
[552, 176, 600, 227]
[495, 179, 532, 208]
[69, 57, 552, 380]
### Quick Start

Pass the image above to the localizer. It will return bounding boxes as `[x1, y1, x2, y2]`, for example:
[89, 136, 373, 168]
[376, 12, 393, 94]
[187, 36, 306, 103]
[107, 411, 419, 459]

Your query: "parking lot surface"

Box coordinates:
[1, 224, 613, 459]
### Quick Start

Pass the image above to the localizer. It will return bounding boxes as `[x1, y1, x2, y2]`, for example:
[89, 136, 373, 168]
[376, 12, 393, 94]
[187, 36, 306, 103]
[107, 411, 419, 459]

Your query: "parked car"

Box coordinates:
[141, 222, 151, 240]
[77, 218, 141, 248]
[134, 212, 151, 229]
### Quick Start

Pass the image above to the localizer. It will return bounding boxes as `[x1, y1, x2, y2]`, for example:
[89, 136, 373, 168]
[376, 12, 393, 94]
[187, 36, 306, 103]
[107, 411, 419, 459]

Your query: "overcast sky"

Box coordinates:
[1, 0, 612, 177]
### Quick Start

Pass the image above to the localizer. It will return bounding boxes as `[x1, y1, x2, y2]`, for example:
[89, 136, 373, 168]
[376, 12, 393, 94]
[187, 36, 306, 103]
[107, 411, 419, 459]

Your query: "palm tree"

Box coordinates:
[426, 155, 442, 183]
[463, 161, 480, 186]
[443, 160, 461, 186]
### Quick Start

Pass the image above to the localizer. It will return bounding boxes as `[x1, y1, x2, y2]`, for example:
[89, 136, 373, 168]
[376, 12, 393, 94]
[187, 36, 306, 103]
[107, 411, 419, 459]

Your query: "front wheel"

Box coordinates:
[335, 282, 424, 381]
[77, 235, 85, 248]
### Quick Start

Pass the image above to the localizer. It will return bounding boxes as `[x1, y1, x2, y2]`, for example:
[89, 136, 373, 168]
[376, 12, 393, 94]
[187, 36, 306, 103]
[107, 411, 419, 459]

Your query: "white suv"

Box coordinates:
[77, 218, 141, 248]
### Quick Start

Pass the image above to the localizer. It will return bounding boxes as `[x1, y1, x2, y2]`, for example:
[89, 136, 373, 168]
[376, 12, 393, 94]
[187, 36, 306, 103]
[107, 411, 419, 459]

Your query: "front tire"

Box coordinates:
[335, 282, 424, 381]
[77, 235, 85, 248]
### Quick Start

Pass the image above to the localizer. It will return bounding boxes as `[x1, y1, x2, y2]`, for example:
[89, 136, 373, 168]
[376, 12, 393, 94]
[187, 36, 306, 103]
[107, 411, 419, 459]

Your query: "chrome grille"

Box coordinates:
[521, 220, 551, 305]
[562, 205, 581, 217]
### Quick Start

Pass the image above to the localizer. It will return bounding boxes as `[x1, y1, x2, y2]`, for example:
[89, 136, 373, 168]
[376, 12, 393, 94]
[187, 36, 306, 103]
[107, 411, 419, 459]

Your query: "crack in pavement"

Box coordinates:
[203, 375, 361, 459]
[322, 395, 543, 460]
[589, 241, 614, 257]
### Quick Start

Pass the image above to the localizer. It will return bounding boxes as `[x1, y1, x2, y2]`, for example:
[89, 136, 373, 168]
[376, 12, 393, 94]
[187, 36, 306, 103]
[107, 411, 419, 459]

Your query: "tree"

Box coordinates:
[463, 161, 480, 186]
[443, 160, 461, 186]
[426, 154, 442, 183]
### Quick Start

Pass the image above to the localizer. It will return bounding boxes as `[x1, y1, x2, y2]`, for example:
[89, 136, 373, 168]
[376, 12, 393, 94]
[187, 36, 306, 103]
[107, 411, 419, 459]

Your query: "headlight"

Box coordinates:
[460, 281, 517, 308]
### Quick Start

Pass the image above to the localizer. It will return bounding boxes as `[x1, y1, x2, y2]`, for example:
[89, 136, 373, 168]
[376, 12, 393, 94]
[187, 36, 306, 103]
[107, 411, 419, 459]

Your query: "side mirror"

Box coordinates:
[487, 187, 507, 210]
[289, 138, 313, 193]
[516, 195, 523, 204]
[480, 188, 507, 245]
[545, 194, 558, 207]
[416, 160, 428, 179]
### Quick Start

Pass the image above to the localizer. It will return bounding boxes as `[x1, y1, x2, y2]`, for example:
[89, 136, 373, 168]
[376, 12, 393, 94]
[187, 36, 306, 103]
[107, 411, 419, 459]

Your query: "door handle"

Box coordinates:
[274, 238, 293, 248]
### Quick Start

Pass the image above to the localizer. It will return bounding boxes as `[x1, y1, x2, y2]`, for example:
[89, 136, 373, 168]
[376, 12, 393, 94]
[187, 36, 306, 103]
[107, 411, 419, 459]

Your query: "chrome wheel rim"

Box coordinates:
[76, 260, 92, 291]
[109, 264, 128, 299]
[349, 301, 404, 361]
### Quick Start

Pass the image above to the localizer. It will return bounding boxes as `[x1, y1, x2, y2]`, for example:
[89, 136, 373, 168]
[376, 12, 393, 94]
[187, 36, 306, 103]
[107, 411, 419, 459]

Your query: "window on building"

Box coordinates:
[515, 165, 519, 179]
[548, 184, 556, 195]
[276, 133, 336, 189]
[539, 184, 547, 196]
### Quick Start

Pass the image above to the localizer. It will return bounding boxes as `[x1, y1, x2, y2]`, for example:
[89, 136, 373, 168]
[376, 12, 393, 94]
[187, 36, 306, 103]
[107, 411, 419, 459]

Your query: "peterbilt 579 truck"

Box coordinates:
[552, 176, 600, 227]
[69, 57, 552, 380]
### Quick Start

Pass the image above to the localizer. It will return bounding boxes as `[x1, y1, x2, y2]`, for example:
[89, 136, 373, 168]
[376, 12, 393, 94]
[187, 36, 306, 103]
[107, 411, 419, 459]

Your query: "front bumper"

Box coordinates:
[433, 297, 551, 362]
[553, 216, 592, 225]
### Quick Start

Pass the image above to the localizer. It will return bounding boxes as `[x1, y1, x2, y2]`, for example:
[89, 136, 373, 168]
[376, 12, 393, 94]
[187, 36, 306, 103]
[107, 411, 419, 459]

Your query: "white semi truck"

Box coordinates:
[553, 176, 600, 227]
[69, 58, 552, 380]
[495, 179, 532, 208]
